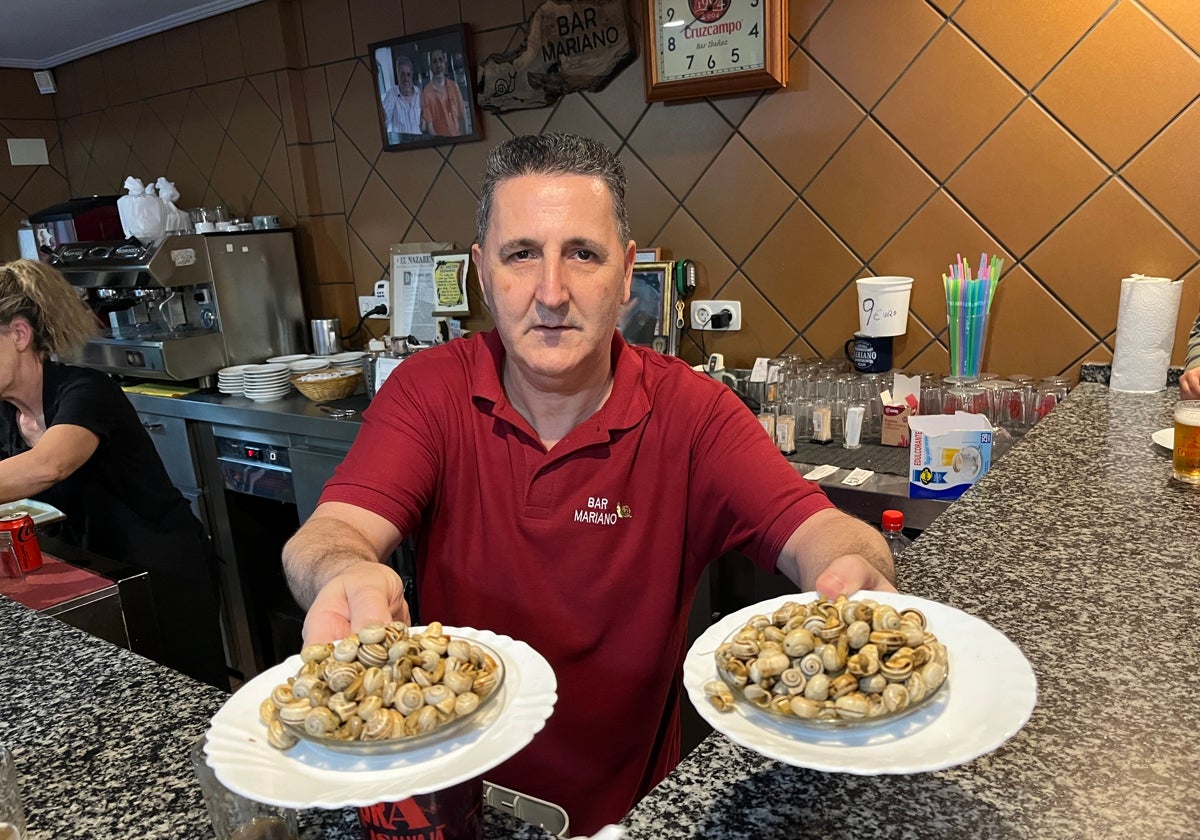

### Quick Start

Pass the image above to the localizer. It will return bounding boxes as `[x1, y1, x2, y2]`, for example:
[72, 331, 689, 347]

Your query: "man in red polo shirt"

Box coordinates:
[283, 133, 895, 835]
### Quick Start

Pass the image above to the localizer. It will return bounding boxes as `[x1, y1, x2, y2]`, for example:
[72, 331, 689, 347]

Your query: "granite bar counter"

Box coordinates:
[0, 596, 555, 838]
[618, 382, 1200, 838]
[4, 383, 1197, 836]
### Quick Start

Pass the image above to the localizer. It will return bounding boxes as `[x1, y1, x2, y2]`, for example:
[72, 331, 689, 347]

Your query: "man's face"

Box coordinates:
[430, 51, 446, 77]
[397, 63, 414, 93]
[473, 174, 634, 387]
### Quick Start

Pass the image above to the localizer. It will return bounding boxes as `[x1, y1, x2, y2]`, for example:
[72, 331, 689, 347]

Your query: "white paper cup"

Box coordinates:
[856, 276, 913, 337]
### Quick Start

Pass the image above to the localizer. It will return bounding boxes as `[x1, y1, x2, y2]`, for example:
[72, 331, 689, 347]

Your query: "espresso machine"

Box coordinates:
[44, 230, 306, 383]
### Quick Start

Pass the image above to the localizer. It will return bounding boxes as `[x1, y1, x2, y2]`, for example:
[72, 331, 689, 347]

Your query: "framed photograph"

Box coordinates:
[370, 24, 482, 151]
[643, 0, 789, 103]
[635, 247, 662, 262]
[619, 261, 679, 355]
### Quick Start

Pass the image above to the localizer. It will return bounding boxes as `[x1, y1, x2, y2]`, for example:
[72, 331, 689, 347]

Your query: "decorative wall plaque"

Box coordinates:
[477, 0, 636, 113]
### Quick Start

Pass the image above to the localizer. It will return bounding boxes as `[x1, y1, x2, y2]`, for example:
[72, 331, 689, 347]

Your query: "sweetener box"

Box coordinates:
[908, 413, 993, 500]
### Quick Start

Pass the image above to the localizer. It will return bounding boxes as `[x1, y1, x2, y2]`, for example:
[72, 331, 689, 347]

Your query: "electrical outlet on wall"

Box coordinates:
[358, 296, 389, 319]
[690, 300, 742, 331]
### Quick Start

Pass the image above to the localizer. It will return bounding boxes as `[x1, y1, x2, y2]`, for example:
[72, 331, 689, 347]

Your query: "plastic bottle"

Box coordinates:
[881, 509, 912, 560]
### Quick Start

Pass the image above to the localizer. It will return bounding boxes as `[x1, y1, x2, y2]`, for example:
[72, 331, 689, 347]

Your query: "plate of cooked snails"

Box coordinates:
[203, 624, 557, 809]
[684, 592, 1036, 774]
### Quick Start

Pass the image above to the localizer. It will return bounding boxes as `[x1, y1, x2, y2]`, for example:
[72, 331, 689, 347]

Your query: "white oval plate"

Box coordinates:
[205, 627, 557, 809]
[684, 592, 1036, 775]
[1152, 428, 1173, 450]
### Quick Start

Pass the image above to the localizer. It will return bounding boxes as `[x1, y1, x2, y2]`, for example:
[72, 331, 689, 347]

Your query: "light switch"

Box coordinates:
[7, 138, 48, 166]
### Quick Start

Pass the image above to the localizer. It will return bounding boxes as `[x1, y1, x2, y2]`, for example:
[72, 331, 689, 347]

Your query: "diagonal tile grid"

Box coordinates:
[674, 0, 1200, 377]
[12, 0, 1200, 381]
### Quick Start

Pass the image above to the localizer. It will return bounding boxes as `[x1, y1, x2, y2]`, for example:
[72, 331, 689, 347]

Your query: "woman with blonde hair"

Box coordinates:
[0, 259, 227, 688]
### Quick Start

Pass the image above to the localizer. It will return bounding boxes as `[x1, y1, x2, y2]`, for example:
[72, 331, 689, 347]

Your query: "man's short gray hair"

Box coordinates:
[475, 133, 630, 246]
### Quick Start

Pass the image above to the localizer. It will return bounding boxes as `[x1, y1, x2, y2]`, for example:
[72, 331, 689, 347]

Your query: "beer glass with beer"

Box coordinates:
[1172, 400, 1200, 484]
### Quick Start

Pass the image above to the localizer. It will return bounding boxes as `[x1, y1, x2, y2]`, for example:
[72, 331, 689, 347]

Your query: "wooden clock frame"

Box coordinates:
[642, 0, 789, 103]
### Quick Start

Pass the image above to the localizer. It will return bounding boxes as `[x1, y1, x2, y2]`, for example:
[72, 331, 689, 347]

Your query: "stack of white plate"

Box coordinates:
[288, 357, 330, 374]
[266, 354, 311, 365]
[240, 363, 293, 402]
[329, 351, 367, 369]
[217, 365, 251, 395]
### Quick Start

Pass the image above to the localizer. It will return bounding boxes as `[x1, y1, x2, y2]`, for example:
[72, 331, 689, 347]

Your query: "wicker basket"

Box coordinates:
[292, 368, 362, 402]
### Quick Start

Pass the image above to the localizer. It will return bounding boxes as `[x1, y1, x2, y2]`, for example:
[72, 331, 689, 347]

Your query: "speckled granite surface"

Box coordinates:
[5, 384, 1199, 838]
[618, 383, 1200, 838]
[0, 602, 551, 839]
[1079, 361, 1183, 387]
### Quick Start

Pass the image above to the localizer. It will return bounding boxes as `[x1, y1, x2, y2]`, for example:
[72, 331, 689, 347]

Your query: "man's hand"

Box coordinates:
[777, 507, 896, 596]
[813, 553, 898, 599]
[302, 561, 410, 644]
[1181, 367, 1200, 400]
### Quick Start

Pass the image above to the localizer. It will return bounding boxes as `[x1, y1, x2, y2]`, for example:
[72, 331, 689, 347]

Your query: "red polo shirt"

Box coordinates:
[321, 331, 832, 833]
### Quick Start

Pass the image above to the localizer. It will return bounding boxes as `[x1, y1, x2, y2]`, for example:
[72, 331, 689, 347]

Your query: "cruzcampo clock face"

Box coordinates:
[653, 0, 767, 82]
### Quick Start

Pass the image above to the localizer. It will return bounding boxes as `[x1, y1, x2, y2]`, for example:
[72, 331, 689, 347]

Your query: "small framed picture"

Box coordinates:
[370, 24, 483, 151]
[619, 261, 678, 355]
[431, 251, 471, 314]
[635, 247, 662, 262]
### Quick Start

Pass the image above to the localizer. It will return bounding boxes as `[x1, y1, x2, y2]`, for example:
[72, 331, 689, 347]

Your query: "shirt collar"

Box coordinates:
[473, 330, 651, 438]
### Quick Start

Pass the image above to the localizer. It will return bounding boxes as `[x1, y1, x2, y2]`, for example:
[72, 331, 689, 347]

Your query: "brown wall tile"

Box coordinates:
[239, 0, 289, 75]
[0, 0, 1196, 374]
[201, 14, 247, 83]
[302, 0, 356, 66]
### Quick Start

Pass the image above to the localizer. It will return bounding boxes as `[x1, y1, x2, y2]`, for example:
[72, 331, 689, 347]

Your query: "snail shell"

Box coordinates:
[277, 698, 312, 724]
[845, 620, 871, 649]
[704, 680, 735, 712]
[382, 621, 409, 646]
[333, 637, 360, 662]
[454, 691, 481, 717]
[267, 719, 298, 750]
[358, 622, 387, 645]
[304, 706, 339, 736]
[803, 673, 830, 702]
[404, 704, 439, 736]
[834, 692, 869, 719]
[357, 643, 389, 669]
[783, 628, 816, 658]
[395, 683, 424, 715]
[798, 653, 823, 677]
[872, 605, 901, 632]
[883, 683, 910, 713]
[271, 684, 295, 707]
[829, 672, 858, 700]
[356, 695, 383, 720]
[778, 668, 806, 690]
[857, 673, 887, 695]
[300, 643, 333, 664]
[422, 684, 457, 716]
[442, 662, 475, 695]
[789, 695, 822, 719]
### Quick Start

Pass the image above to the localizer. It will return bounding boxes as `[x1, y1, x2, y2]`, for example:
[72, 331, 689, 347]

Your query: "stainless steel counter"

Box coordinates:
[126, 390, 367, 443]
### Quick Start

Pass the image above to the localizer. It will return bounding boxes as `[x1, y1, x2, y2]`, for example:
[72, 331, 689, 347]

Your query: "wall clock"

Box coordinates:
[643, 0, 788, 103]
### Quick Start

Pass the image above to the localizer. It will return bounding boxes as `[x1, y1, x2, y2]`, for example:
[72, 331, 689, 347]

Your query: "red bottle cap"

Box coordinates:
[882, 510, 904, 531]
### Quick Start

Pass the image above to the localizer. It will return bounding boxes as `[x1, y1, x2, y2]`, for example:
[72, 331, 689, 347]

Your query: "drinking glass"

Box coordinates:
[942, 385, 987, 416]
[191, 735, 299, 840]
[1172, 401, 1200, 484]
[0, 745, 25, 840]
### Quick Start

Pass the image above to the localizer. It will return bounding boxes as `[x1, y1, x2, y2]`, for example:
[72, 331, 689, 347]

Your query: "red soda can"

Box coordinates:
[0, 512, 43, 573]
[358, 777, 483, 840]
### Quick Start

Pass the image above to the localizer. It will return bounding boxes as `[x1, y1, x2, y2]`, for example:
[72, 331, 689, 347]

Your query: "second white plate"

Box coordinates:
[1152, 428, 1173, 450]
[683, 592, 1037, 775]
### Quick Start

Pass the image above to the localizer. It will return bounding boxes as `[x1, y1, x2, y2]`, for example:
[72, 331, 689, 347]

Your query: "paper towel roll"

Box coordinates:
[1110, 274, 1183, 393]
